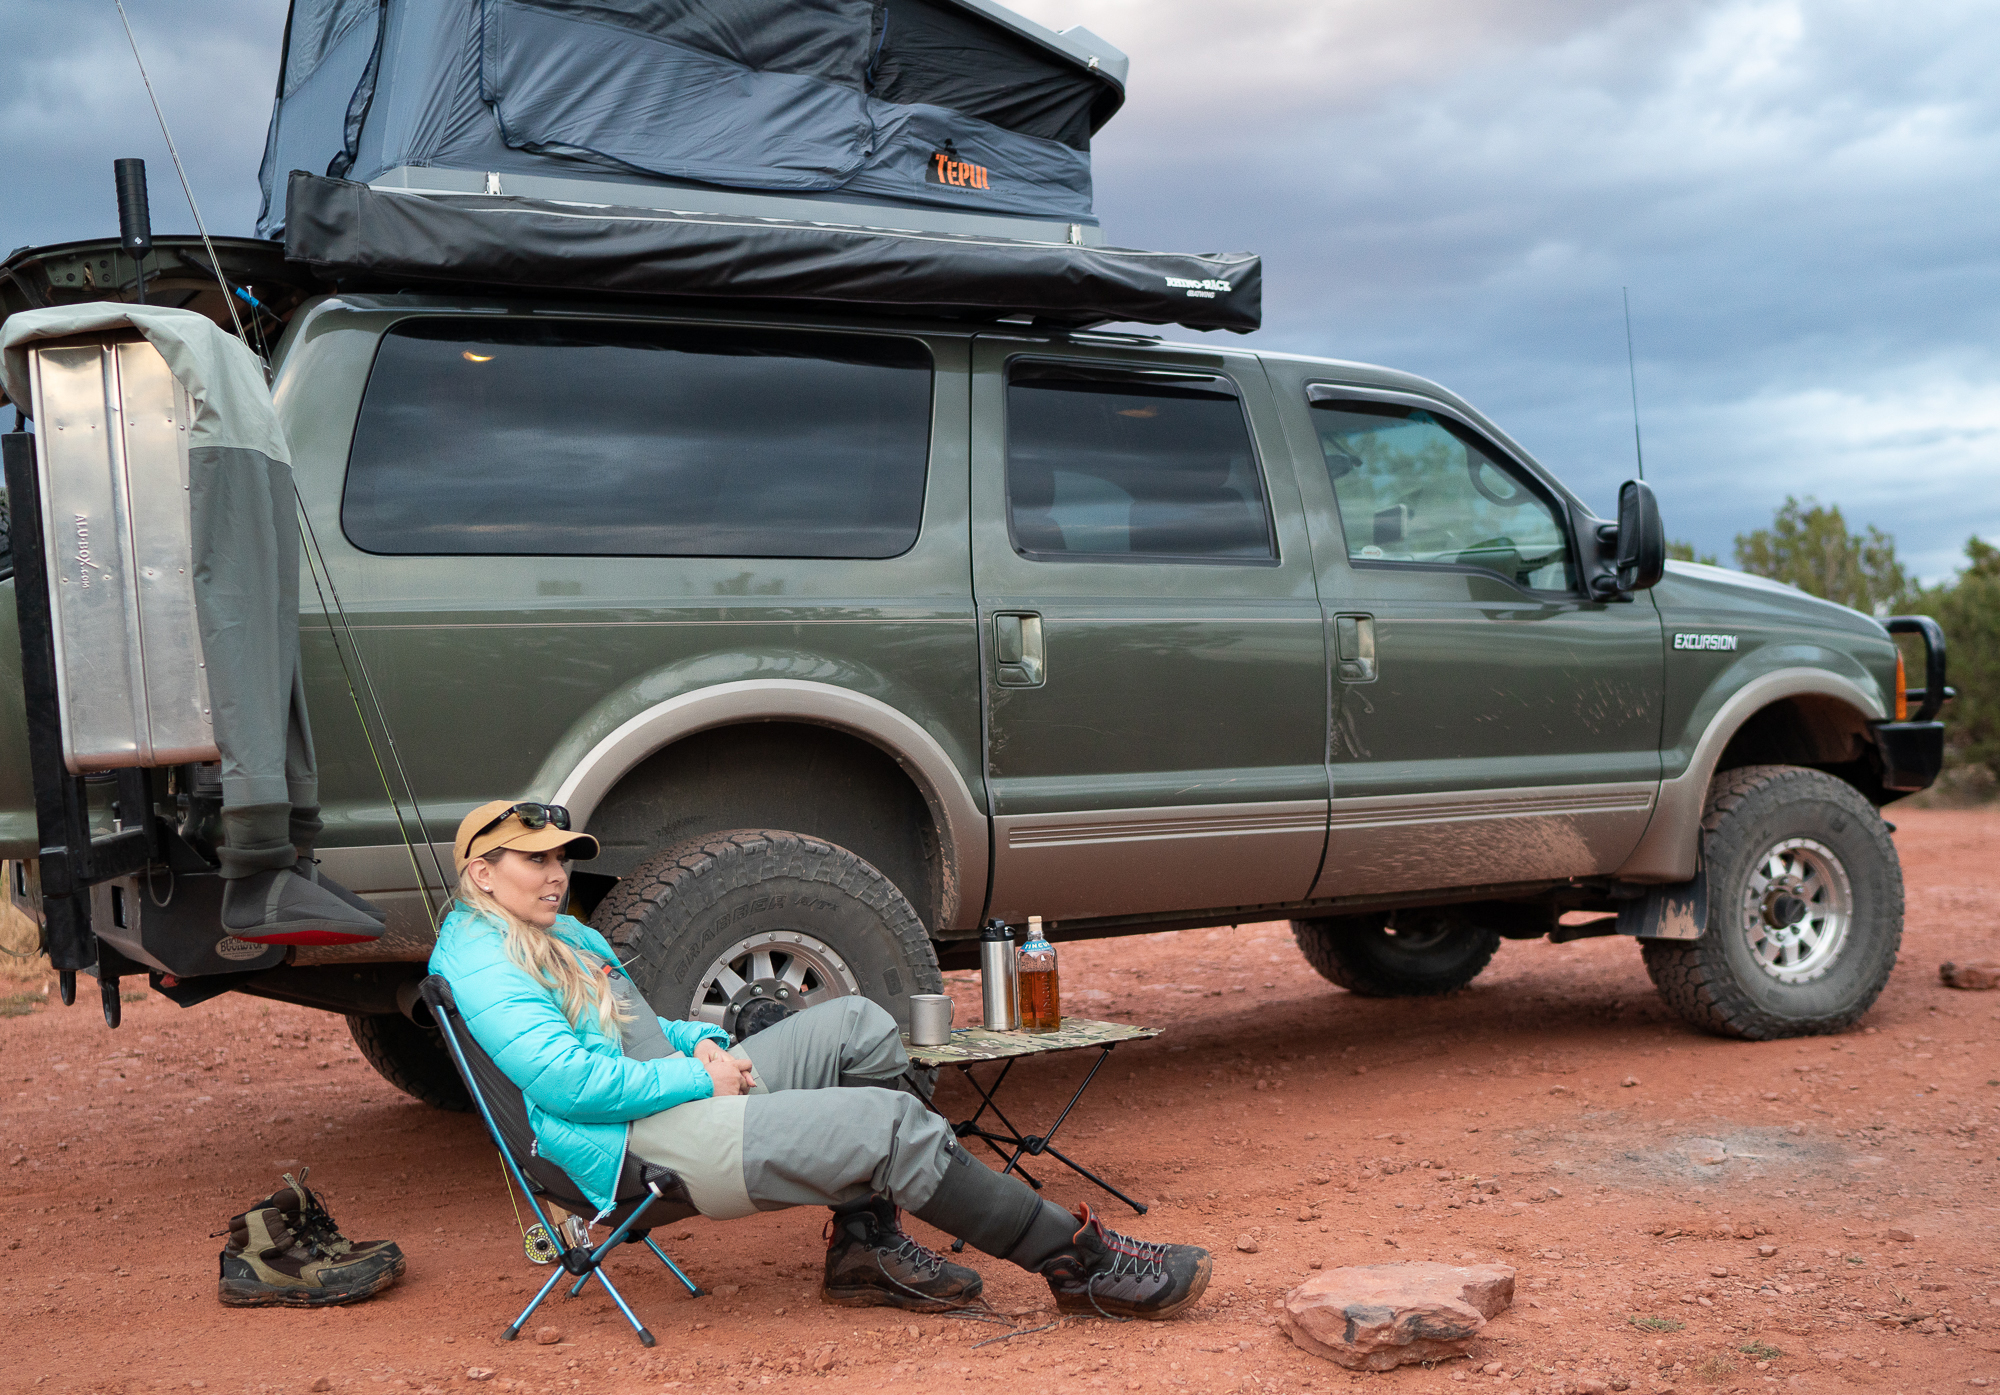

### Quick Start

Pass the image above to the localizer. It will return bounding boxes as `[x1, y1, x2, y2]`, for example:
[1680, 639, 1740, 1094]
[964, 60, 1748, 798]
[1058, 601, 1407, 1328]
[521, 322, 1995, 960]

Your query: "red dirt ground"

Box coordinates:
[4, 809, 1998, 1395]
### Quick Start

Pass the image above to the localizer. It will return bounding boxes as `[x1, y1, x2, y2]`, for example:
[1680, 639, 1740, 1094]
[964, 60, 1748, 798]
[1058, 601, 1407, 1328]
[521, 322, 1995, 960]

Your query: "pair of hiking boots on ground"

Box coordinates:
[823, 1198, 1211, 1320]
[218, 1169, 406, 1308]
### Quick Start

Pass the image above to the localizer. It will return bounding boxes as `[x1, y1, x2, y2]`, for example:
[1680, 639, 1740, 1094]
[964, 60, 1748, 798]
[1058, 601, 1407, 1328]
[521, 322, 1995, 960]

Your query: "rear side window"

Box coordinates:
[1005, 362, 1275, 562]
[342, 319, 933, 558]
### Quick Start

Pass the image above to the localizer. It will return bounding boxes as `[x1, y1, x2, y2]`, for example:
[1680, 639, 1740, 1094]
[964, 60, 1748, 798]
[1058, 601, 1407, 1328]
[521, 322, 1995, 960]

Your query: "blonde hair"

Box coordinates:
[456, 856, 632, 1038]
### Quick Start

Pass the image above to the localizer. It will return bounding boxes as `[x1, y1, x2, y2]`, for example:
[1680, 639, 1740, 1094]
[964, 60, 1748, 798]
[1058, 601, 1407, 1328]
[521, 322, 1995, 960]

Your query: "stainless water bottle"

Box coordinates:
[979, 918, 1018, 1029]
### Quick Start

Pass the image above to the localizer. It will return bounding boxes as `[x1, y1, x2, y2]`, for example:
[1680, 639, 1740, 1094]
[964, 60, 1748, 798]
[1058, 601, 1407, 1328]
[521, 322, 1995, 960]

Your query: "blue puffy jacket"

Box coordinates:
[429, 904, 730, 1214]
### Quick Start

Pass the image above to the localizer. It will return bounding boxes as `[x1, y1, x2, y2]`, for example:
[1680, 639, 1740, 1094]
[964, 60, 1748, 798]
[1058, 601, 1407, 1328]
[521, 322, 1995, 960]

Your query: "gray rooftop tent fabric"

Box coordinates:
[283, 172, 1263, 332]
[256, 0, 1125, 238]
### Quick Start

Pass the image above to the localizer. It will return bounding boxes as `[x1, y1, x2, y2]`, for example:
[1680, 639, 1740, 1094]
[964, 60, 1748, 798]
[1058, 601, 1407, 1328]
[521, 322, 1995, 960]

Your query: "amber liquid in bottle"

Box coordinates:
[1017, 916, 1061, 1033]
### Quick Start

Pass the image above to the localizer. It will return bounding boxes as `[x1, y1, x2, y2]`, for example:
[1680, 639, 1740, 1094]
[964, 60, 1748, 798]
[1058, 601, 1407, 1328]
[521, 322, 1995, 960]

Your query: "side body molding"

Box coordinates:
[545, 679, 989, 931]
[1615, 667, 1886, 883]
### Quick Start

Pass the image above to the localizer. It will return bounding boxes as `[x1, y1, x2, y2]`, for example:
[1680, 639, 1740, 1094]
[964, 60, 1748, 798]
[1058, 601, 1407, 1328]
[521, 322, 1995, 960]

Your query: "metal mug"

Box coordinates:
[908, 993, 954, 1046]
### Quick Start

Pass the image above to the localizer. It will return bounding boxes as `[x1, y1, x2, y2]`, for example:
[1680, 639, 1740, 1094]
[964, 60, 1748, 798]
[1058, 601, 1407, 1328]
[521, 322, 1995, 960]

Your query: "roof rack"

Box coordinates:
[0, 236, 314, 352]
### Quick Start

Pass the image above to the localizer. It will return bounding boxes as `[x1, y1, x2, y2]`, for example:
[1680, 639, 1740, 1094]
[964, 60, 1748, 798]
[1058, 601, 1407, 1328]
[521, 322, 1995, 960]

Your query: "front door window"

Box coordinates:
[1311, 401, 1576, 592]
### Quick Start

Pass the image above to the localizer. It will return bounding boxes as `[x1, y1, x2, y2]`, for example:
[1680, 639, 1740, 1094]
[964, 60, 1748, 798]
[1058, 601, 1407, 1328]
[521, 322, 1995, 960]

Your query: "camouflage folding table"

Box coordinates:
[903, 1017, 1161, 1239]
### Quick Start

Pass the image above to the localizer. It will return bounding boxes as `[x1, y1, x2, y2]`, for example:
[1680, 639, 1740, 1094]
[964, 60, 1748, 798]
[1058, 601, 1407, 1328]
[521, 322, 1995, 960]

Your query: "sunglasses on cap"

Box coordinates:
[470, 802, 573, 844]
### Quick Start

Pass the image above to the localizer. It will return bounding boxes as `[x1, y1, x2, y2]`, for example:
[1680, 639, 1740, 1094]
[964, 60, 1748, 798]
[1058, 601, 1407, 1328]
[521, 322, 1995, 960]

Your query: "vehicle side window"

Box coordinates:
[1310, 398, 1576, 592]
[1005, 362, 1275, 562]
[343, 319, 933, 558]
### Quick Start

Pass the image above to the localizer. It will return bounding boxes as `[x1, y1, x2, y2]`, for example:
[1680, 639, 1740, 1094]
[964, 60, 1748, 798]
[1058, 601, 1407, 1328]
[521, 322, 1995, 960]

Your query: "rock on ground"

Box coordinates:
[1278, 1261, 1516, 1371]
[1938, 959, 2000, 990]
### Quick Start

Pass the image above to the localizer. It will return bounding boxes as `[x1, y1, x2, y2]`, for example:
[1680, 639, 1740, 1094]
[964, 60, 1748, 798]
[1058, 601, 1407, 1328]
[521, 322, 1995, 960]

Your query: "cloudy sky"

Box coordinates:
[4, 0, 1995, 580]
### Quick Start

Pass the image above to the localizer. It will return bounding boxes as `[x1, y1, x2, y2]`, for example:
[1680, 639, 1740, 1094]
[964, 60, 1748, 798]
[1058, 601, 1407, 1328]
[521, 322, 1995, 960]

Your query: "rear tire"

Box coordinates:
[1642, 764, 1902, 1039]
[1290, 910, 1500, 997]
[592, 829, 941, 1038]
[346, 1011, 471, 1112]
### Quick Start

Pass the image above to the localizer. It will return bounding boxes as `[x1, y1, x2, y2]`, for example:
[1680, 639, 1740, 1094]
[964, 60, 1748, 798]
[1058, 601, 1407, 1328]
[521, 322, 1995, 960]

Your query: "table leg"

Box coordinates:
[1029, 1139, 1148, 1216]
[954, 1058, 1016, 1137]
[943, 1045, 1146, 1252]
[952, 1060, 1044, 1186]
[1010, 1045, 1146, 1216]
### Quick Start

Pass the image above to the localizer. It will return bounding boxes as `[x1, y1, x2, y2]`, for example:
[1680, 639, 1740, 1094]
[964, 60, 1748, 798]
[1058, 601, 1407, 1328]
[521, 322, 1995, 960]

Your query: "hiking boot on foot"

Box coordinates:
[1038, 1203, 1211, 1320]
[822, 1198, 983, 1311]
[254, 1168, 405, 1276]
[218, 1207, 401, 1308]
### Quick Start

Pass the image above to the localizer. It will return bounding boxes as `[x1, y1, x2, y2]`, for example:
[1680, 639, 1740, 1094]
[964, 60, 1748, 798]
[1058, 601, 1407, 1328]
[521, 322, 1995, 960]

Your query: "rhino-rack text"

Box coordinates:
[1673, 633, 1739, 651]
[1165, 276, 1233, 299]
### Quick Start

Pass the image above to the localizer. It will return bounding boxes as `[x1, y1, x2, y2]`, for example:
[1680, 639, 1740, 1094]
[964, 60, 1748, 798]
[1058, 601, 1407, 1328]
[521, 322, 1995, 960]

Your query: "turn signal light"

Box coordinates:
[1894, 649, 1908, 722]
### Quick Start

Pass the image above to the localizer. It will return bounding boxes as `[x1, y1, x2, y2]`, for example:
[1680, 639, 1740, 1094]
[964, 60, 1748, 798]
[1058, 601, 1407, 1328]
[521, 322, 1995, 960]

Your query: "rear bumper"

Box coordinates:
[1871, 721, 1945, 793]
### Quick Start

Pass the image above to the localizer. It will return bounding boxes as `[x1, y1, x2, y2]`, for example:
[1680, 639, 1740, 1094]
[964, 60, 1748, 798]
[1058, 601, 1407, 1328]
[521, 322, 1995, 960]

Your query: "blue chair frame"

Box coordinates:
[419, 975, 703, 1346]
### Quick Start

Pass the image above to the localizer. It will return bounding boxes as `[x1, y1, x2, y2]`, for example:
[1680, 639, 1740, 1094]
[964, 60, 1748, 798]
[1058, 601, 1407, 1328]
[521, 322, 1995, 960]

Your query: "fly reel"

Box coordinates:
[524, 1222, 558, 1265]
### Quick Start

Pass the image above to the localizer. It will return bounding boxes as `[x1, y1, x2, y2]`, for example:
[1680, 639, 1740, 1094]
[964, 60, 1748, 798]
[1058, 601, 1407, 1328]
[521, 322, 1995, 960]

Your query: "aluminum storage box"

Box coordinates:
[26, 336, 219, 773]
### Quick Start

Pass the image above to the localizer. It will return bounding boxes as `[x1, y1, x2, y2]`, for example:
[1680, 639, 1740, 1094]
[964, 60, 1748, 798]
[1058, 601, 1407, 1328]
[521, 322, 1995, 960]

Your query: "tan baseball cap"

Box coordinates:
[454, 801, 600, 873]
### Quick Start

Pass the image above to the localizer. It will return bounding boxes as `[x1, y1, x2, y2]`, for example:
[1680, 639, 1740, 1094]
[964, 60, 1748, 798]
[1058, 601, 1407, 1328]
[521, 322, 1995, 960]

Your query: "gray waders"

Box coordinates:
[624, 997, 1079, 1269]
[0, 305, 383, 945]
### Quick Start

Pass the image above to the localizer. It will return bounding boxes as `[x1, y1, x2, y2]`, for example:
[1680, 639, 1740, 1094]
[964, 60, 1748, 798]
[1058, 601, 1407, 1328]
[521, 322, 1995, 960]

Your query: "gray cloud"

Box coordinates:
[0, 1, 279, 254]
[1018, 0, 2000, 579]
[4, 0, 1994, 580]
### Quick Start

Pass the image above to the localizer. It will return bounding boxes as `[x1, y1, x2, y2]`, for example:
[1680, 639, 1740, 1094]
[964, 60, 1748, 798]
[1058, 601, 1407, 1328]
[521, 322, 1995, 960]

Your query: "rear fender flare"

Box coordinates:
[540, 679, 988, 931]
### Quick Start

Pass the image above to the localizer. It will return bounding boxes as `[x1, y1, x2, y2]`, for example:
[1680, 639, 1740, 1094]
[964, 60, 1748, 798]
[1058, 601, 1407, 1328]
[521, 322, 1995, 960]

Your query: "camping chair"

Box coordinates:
[418, 975, 703, 1346]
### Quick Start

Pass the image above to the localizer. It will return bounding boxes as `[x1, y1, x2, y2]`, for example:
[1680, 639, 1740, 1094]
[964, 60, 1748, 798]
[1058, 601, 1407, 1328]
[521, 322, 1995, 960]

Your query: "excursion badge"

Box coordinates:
[1673, 632, 1739, 651]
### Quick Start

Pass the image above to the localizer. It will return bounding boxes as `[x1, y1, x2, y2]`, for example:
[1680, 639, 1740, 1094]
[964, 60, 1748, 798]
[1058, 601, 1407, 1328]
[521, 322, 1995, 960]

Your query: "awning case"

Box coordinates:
[283, 173, 1262, 333]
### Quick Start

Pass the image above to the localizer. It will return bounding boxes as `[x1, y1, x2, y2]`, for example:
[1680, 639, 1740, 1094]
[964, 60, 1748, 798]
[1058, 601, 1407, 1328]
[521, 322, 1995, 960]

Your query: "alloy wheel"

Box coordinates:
[689, 929, 860, 1035]
[1738, 836, 1852, 985]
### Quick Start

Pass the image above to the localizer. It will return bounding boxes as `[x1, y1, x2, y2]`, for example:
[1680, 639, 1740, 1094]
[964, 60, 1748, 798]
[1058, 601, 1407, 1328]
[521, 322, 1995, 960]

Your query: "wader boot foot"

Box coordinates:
[822, 1198, 983, 1311]
[297, 855, 389, 926]
[221, 867, 384, 946]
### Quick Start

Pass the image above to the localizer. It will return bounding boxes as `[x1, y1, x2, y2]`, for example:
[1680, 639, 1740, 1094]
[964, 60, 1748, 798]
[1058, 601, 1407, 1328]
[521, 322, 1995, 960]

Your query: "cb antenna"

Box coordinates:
[1622, 285, 1645, 481]
[110, 0, 252, 351]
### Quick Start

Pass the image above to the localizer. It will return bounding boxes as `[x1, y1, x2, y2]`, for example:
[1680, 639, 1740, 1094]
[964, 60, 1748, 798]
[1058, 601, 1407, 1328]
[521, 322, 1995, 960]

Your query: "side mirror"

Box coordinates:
[1614, 479, 1665, 592]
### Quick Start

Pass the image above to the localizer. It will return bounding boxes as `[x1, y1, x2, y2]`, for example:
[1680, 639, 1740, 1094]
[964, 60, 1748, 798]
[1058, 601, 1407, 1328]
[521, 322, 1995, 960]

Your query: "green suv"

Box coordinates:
[1, 280, 1946, 1109]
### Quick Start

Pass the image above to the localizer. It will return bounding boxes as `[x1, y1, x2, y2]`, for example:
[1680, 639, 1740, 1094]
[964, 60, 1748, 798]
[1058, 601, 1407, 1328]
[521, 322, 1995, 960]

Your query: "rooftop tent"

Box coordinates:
[255, 0, 1128, 242]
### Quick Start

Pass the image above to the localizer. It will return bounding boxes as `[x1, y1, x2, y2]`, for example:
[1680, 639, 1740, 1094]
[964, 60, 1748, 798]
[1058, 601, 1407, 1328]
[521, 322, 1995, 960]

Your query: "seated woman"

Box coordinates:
[431, 801, 1212, 1319]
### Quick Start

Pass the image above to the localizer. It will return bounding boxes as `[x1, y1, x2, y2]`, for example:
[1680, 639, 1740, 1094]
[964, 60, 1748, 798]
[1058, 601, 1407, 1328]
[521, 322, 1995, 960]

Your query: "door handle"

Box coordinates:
[1335, 613, 1376, 683]
[994, 612, 1045, 687]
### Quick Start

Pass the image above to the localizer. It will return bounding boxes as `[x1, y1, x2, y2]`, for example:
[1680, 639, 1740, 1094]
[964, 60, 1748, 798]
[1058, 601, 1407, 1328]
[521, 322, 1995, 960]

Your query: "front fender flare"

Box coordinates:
[1615, 667, 1885, 883]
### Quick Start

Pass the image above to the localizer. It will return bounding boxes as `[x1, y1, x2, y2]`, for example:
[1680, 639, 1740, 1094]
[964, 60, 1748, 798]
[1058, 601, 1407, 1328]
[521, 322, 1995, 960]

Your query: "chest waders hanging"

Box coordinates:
[1, 304, 443, 1018]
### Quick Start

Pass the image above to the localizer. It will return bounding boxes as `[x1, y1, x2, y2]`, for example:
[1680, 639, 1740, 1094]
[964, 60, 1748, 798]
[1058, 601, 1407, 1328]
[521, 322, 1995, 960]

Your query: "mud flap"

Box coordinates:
[1618, 857, 1707, 941]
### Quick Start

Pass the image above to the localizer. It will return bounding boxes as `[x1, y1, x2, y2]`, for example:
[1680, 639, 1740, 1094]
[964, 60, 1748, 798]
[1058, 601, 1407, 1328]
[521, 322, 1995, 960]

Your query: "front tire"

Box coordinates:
[1642, 764, 1902, 1040]
[592, 829, 941, 1038]
[1290, 910, 1500, 997]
